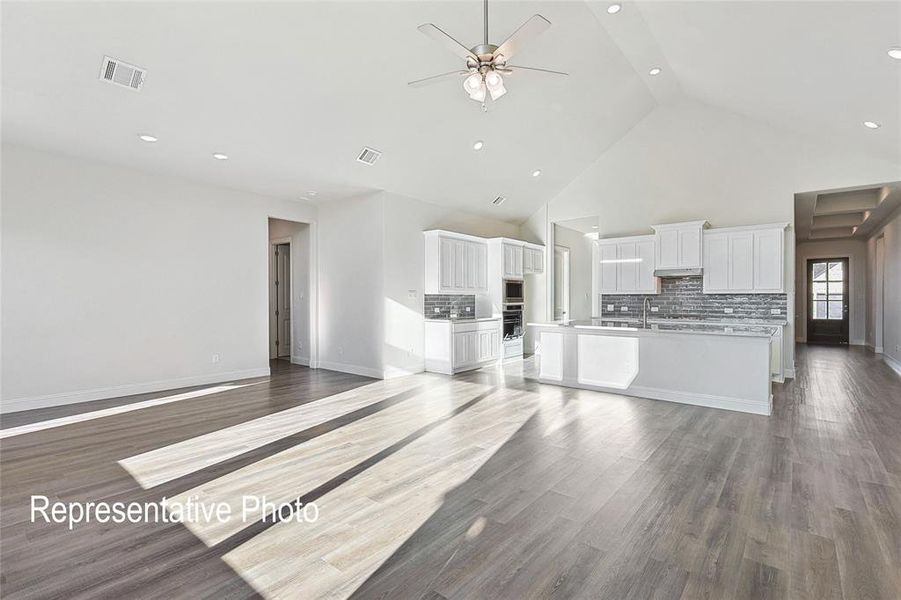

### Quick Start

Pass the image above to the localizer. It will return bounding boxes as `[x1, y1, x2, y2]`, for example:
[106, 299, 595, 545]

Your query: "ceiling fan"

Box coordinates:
[408, 0, 568, 104]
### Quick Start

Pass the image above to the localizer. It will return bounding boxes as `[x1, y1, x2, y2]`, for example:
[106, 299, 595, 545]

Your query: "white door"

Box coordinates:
[270, 243, 291, 359]
[753, 229, 783, 292]
[554, 246, 571, 320]
[439, 237, 455, 290]
[729, 232, 754, 290]
[703, 233, 730, 292]
[636, 239, 657, 292]
[617, 242, 638, 292]
[598, 242, 618, 293]
[678, 227, 702, 268]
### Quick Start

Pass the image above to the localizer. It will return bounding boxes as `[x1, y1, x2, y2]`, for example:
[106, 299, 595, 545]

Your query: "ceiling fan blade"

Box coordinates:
[408, 70, 469, 87]
[505, 65, 569, 76]
[493, 14, 551, 62]
[417, 23, 478, 62]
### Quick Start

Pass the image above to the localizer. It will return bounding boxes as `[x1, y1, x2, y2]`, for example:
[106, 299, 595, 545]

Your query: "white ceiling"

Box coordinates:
[795, 182, 901, 242]
[1, 1, 655, 222]
[635, 0, 901, 164]
[3, 1, 899, 223]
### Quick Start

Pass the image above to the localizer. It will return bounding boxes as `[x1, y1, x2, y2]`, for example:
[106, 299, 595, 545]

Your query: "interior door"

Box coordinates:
[807, 258, 848, 345]
[272, 243, 291, 358]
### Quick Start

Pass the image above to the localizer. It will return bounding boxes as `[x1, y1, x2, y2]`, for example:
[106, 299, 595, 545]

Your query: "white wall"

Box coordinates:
[268, 218, 312, 363]
[317, 193, 385, 378]
[553, 224, 593, 321]
[867, 208, 901, 371]
[537, 99, 901, 375]
[1, 144, 316, 412]
[795, 239, 868, 345]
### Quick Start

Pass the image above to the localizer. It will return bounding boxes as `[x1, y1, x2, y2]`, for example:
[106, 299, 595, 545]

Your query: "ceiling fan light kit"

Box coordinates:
[409, 0, 567, 105]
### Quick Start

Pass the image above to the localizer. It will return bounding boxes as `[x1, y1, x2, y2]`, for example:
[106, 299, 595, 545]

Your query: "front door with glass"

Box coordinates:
[807, 258, 849, 345]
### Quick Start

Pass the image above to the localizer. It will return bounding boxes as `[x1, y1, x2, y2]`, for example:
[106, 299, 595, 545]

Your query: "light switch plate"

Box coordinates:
[650, 306, 659, 312]
[724, 308, 734, 314]
[620, 306, 629, 312]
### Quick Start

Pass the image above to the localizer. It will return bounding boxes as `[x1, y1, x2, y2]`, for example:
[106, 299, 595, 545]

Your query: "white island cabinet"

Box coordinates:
[529, 321, 775, 415]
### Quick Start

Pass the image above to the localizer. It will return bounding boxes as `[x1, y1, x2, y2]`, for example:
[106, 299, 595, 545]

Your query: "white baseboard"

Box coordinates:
[290, 355, 310, 366]
[884, 354, 901, 377]
[317, 360, 383, 379]
[850, 339, 866, 346]
[0, 367, 271, 414]
[875, 346, 884, 354]
[383, 365, 424, 379]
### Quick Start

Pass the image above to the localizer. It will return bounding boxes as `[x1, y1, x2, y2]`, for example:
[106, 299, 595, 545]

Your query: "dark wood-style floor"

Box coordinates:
[1, 346, 900, 599]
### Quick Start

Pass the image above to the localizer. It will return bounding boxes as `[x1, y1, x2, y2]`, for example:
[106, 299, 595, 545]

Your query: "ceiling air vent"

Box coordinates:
[492, 196, 506, 206]
[356, 147, 381, 165]
[99, 56, 146, 91]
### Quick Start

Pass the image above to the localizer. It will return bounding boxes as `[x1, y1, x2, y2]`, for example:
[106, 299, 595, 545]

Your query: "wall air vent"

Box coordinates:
[356, 147, 381, 165]
[99, 56, 146, 91]
[492, 196, 506, 206]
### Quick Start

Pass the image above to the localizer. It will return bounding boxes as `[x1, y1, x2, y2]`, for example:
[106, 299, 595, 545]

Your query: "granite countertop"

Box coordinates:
[425, 316, 501, 323]
[598, 316, 788, 326]
[527, 319, 778, 338]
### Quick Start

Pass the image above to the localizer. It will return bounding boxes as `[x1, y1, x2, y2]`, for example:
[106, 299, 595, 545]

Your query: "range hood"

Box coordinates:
[654, 267, 703, 278]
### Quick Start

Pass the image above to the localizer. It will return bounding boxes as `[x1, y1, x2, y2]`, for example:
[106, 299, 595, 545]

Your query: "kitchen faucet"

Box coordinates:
[643, 297, 651, 328]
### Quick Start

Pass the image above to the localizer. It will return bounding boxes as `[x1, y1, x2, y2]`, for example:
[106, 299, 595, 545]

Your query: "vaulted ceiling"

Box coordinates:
[2, 1, 899, 223]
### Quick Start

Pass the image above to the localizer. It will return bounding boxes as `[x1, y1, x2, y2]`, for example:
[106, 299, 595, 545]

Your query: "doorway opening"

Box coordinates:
[268, 218, 313, 367]
[806, 257, 849, 345]
[874, 236, 885, 353]
[270, 241, 291, 360]
[553, 245, 570, 321]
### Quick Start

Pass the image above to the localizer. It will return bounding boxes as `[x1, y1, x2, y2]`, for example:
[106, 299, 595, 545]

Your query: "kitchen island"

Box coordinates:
[527, 320, 776, 415]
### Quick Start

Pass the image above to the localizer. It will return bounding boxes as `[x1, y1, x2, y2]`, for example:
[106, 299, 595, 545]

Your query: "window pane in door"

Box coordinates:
[828, 281, 843, 295]
[828, 262, 843, 281]
[812, 282, 827, 300]
[813, 301, 827, 319]
[828, 301, 843, 320]
[812, 263, 827, 281]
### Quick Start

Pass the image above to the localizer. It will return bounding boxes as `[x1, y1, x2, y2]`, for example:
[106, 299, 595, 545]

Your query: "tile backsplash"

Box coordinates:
[424, 294, 476, 319]
[600, 276, 787, 321]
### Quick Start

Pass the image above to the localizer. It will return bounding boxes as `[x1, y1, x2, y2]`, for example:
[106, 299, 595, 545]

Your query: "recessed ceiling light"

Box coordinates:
[138, 134, 158, 143]
[888, 47, 901, 60]
[532, 169, 542, 177]
[863, 121, 881, 129]
[473, 140, 484, 151]
[648, 67, 662, 76]
[212, 152, 229, 160]
[607, 4, 622, 14]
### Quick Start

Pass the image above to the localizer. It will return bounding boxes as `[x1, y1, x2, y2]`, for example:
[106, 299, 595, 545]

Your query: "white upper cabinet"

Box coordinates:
[523, 244, 544, 274]
[503, 242, 523, 279]
[597, 235, 659, 295]
[702, 224, 787, 293]
[652, 221, 708, 270]
[424, 231, 489, 295]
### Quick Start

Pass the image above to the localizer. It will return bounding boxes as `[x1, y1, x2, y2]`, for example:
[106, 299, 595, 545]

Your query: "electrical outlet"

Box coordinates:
[407, 289, 417, 300]
[770, 308, 781, 315]
[607, 304, 614, 311]
[465, 306, 471, 312]
[724, 308, 734, 314]
[620, 306, 629, 312]
[650, 306, 659, 312]
[211, 353, 220, 363]
[434, 307, 440, 313]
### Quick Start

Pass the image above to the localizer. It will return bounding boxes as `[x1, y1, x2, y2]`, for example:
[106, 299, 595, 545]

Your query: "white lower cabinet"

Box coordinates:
[425, 319, 501, 375]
